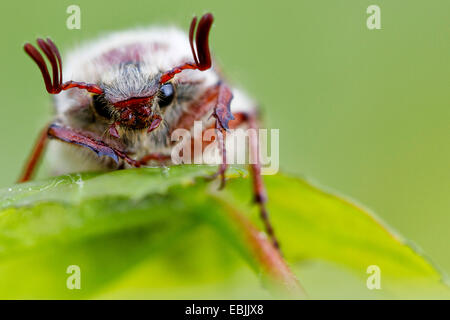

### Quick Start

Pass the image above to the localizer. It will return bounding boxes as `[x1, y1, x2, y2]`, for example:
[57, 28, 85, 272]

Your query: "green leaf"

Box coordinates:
[0, 165, 447, 299]
[219, 174, 450, 298]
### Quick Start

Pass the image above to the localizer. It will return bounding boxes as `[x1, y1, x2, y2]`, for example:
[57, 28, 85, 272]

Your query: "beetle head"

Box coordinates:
[24, 13, 214, 136]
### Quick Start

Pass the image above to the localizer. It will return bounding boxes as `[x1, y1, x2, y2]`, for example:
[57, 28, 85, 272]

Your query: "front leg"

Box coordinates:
[208, 83, 235, 188]
[47, 124, 138, 167]
[18, 125, 50, 182]
[18, 123, 139, 182]
[207, 84, 280, 249]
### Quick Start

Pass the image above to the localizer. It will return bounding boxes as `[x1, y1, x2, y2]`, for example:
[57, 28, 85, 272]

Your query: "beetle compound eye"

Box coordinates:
[92, 94, 111, 119]
[159, 83, 175, 108]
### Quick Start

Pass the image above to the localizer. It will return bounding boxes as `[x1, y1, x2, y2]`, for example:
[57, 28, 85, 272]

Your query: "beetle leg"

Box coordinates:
[229, 111, 280, 250]
[248, 114, 280, 250]
[206, 118, 228, 189]
[206, 83, 280, 249]
[18, 125, 50, 183]
[208, 83, 234, 189]
[18, 123, 140, 183]
[46, 124, 138, 167]
[212, 83, 235, 131]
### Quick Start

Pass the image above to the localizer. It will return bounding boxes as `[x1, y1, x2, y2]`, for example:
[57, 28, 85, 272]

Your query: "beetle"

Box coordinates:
[20, 13, 279, 249]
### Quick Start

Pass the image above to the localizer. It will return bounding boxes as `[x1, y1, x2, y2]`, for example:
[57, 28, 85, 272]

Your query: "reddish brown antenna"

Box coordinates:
[159, 13, 214, 84]
[24, 38, 103, 95]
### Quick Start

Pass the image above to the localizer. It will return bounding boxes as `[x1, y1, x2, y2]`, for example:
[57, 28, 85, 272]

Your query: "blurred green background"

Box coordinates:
[0, 0, 448, 286]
